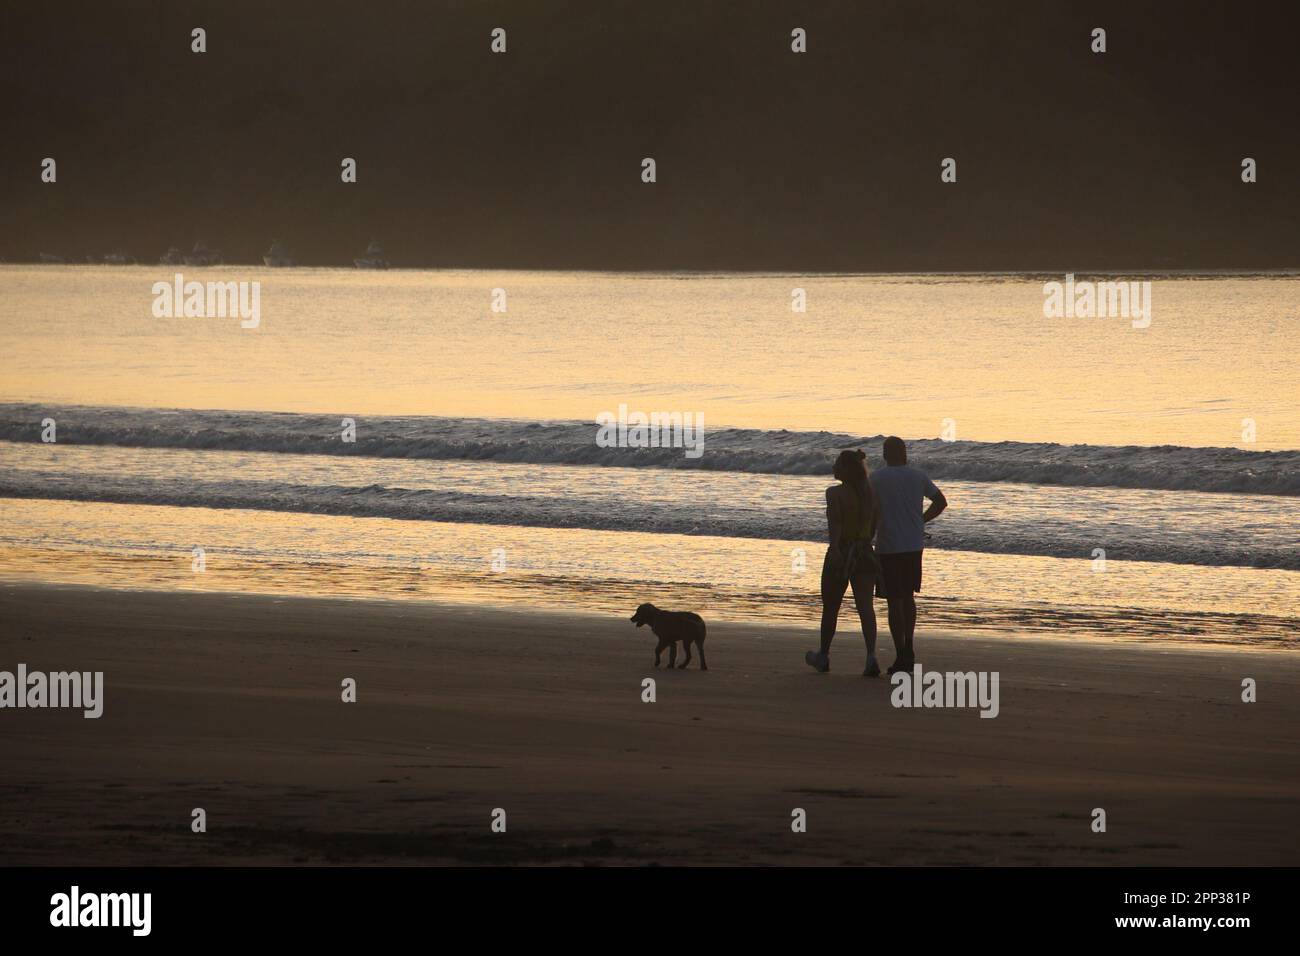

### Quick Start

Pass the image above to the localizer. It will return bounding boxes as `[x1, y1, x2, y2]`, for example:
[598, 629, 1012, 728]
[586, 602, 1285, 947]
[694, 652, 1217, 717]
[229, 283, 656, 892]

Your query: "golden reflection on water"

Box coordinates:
[2, 266, 1296, 449]
[1, 499, 1295, 647]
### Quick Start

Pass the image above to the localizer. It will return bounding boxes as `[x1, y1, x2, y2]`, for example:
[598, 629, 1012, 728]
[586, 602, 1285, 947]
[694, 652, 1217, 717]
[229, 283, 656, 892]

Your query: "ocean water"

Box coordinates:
[1, 265, 1296, 646]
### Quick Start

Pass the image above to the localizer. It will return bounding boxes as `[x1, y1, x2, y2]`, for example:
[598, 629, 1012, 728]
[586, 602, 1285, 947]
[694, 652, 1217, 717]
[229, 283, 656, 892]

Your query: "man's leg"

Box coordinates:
[885, 597, 907, 661]
[904, 551, 922, 662]
[901, 592, 917, 663]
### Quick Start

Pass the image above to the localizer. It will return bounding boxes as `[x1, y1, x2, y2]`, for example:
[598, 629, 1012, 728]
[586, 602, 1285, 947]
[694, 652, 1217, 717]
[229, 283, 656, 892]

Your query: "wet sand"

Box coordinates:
[0, 583, 1295, 865]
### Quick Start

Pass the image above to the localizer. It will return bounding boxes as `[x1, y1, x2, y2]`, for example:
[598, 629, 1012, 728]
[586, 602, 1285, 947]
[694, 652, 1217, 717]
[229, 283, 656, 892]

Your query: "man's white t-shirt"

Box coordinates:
[871, 465, 940, 554]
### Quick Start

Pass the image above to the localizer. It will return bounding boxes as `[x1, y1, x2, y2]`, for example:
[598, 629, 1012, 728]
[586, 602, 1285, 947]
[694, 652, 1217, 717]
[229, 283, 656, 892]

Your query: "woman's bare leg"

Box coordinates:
[819, 552, 849, 656]
[849, 571, 878, 657]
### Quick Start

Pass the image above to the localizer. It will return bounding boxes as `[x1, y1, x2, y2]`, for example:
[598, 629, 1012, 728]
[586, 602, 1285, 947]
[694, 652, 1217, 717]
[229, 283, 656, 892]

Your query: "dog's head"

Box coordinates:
[630, 603, 658, 628]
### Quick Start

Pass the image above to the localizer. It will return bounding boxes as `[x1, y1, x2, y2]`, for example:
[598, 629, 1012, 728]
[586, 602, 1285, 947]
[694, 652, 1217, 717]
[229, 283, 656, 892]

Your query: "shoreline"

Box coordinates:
[1, 583, 1296, 865]
[5, 578, 1297, 655]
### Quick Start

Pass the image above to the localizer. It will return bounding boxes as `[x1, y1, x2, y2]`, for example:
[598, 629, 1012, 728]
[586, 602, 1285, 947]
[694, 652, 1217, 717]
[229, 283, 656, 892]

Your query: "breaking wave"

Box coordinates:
[1, 404, 1295, 495]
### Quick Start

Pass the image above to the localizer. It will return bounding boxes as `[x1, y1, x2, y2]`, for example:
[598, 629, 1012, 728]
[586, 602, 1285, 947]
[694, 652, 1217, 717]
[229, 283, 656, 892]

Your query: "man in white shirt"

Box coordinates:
[871, 436, 947, 674]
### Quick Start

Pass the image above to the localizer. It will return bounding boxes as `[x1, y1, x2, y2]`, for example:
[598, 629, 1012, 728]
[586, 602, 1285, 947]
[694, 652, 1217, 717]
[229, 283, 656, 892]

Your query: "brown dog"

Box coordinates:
[630, 603, 708, 670]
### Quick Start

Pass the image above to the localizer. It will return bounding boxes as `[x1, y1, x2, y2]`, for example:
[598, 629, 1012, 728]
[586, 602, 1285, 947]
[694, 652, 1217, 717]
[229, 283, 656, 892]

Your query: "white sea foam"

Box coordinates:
[2, 404, 1295, 495]
[1, 436, 1297, 570]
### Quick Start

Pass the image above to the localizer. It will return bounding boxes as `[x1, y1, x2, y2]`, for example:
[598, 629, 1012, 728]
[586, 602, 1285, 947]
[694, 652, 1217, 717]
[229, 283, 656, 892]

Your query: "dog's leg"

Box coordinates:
[697, 642, 708, 671]
[655, 641, 666, 668]
[678, 641, 692, 669]
[668, 642, 678, 668]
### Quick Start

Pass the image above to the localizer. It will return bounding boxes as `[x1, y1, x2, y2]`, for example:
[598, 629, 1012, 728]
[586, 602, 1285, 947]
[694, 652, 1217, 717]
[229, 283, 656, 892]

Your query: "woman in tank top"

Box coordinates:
[806, 449, 882, 676]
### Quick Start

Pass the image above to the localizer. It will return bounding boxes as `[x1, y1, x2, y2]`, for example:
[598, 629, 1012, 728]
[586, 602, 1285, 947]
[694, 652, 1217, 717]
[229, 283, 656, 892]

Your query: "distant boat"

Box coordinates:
[102, 252, 137, 265]
[354, 240, 389, 270]
[184, 240, 222, 266]
[38, 253, 68, 264]
[263, 239, 295, 267]
[159, 246, 185, 266]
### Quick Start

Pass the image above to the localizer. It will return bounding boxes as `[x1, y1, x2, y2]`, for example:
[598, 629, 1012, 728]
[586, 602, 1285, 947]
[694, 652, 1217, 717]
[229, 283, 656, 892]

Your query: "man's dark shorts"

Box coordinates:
[877, 550, 923, 599]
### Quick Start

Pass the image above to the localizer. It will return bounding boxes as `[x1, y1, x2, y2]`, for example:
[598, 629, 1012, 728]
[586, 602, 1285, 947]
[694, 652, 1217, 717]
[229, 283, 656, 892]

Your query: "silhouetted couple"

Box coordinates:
[806, 437, 947, 677]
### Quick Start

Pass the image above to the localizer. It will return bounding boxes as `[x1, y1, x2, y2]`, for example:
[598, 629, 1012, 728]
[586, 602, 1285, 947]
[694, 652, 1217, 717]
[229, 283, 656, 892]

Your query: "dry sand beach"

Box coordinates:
[2, 583, 1295, 867]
